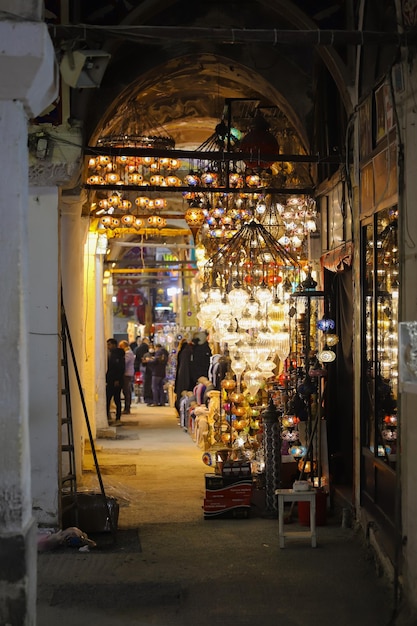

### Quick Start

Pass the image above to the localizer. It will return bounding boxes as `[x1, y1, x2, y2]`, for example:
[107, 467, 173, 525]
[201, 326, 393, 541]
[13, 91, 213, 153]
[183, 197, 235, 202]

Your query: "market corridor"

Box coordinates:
[37, 402, 394, 626]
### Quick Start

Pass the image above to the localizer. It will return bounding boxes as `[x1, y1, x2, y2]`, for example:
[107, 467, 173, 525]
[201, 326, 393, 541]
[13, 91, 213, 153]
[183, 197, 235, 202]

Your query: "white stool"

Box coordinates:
[275, 488, 317, 548]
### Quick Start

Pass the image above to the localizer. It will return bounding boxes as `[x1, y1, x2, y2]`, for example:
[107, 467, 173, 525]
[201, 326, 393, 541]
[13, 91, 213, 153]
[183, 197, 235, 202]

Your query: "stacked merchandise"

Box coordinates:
[203, 461, 253, 519]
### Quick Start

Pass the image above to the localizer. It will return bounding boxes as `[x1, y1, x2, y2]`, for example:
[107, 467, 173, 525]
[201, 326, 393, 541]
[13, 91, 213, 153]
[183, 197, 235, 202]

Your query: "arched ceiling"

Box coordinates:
[62, 0, 356, 284]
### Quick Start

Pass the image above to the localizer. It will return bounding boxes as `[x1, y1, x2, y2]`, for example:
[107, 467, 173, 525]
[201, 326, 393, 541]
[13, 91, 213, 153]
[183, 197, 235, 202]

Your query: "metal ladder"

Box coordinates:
[60, 301, 78, 527]
[59, 291, 117, 539]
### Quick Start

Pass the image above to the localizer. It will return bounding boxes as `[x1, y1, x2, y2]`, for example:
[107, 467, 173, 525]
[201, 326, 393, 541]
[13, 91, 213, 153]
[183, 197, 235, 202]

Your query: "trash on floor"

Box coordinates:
[37, 526, 97, 552]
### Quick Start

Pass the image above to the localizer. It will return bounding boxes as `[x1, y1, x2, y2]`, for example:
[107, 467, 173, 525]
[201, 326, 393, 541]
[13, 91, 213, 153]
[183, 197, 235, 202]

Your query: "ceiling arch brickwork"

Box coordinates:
[59, 0, 364, 274]
[69, 0, 354, 149]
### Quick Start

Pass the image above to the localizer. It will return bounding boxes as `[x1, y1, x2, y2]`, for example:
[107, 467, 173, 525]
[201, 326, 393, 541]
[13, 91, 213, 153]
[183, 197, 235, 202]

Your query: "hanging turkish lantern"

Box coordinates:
[239, 110, 279, 170]
[184, 205, 206, 242]
[147, 215, 167, 229]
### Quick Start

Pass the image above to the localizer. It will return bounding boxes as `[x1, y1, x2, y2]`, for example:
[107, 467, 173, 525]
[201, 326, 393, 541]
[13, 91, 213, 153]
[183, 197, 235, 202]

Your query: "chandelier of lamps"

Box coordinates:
[184, 191, 318, 259]
[87, 100, 180, 231]
[196, 219, 301, 397]
[86, 102, 317, 246]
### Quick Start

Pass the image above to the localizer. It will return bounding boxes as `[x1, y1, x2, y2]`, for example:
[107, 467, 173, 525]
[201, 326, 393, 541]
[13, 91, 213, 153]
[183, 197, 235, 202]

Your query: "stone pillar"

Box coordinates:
[27, 188, 60, 528]
[84, 233, 108, 431]
[262, 397, 281, 516]
[0, 16, 58, 625]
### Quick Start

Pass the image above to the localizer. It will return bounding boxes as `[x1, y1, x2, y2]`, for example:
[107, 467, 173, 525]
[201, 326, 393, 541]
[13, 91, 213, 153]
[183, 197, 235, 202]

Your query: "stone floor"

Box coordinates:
[37, 401, 400, 626]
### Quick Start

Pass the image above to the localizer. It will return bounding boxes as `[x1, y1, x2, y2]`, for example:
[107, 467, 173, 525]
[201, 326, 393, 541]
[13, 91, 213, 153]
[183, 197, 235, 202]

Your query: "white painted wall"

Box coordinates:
[28, 187, 60, 526]
[60, 195, 90, 478]
[84, 234, 108, 432]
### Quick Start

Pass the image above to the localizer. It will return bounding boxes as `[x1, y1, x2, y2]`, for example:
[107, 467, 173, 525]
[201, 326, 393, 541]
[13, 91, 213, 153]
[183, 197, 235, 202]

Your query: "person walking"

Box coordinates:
[106, 338, 125, 424]
[119, 340, 135, 414]
[149, 343, 169, 407]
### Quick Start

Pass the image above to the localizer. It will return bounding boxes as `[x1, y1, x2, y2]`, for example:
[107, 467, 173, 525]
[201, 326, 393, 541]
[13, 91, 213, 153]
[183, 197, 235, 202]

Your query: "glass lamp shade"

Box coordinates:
[243, 370, 265, 396]
[255, 286, 273, 308]
[184, 207, 206, 228]
[281, 429, 300, 442]
[201, 171, 218, 186]
[246, 296, 259, 317]
[282, 415, 300, 428]
[213, 311, 232, 334]
[289, 445, 307, 458]
[87, 174, 105, 185]
[127, 172, 143, 184]
[298, 459, 316, 473]
[238, 309, 256, 330]
[221, 377, 236, 391]
[220, 323, 241, 345]
[230, 358, 246, 377]
[325, 333, 339, 347]
[239, 344, 261, 370]
[100, 215, 112, 228]
[228, 287, 250, 312]
[234, 418, 249, 430]
[229, 171, 244, 187]
[273, 331, 291, 363]
[98, 199, 110, 210]
[135, 196, 150, 208]
[149, 174, 165, 186]
[233, 405, 247, 417]
[258, 368, 275, 379]
[267, 302, 285, 332]
[147, 215, 167, 229]
[317, 317, 335, 332]
[257, 359, 276, 373]
[199, 300, 218, 318]
[229, 391, 245, 404]
[166, 175, 182, 186]
[318, 349, 336, 363]
[197, 312, 212, 330]
[108, 193, 122, 207]
[121, 213, 135, 227]
[184, 171, 201, 186]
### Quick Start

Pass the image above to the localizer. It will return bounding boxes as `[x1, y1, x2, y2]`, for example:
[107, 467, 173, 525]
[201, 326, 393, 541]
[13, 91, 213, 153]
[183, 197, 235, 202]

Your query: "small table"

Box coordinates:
[275, 488, 317, 548]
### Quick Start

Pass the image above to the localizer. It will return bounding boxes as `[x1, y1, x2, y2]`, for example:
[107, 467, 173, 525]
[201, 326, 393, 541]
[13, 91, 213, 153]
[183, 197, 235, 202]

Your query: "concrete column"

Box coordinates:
[0, 15, 58, 625]
[27, 188, 60, 528]
[0, 97, 37, 626]
[84, 233, 108, 431]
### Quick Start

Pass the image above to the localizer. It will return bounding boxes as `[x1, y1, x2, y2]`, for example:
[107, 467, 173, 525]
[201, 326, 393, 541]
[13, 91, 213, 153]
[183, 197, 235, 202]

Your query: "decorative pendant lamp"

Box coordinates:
[201, 219, 299, 302]
[184, 205, 206, 242]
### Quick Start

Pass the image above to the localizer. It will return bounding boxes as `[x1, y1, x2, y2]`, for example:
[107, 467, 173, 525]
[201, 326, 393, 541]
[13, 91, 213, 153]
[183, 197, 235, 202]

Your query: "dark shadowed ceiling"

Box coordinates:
[47, 1, 396, 292]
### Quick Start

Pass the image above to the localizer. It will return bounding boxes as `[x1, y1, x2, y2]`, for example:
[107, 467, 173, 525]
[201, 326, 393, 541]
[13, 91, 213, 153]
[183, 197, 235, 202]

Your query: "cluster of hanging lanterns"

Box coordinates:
[87, 154, 182, 188]
[95, 190, 168, 230]
[196, 219, 301, 396]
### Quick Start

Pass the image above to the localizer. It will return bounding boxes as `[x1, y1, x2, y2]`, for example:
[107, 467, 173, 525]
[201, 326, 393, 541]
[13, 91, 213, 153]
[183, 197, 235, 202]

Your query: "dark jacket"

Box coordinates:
[106, 347, 125, 384]
[134, 341, 150, 371]
[190, 340, 212, 386]
[150, 347, 169, 378]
